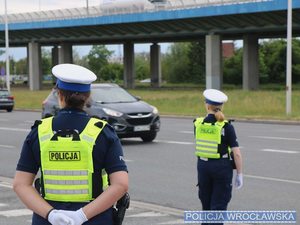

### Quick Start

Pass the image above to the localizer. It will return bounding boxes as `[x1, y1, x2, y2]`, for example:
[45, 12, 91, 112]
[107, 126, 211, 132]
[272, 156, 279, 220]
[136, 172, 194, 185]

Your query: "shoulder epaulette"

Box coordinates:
[31, 120, 42, 129]
[95, 121, 104, 129]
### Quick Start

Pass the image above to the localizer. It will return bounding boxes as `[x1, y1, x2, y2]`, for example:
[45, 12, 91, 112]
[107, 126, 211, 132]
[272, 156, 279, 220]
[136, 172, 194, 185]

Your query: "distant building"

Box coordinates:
[222, 42, 235, 58]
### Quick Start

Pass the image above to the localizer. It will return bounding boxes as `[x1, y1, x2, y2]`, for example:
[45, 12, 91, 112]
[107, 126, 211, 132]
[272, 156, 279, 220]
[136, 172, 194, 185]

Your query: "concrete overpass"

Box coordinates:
[0, 0, 300, 90]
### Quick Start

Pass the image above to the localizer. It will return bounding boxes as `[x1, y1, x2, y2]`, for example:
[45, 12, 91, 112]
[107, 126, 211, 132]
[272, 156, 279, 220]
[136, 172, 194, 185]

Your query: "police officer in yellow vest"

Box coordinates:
[194, 89, 243, 225]
[13, 64, 128, 225]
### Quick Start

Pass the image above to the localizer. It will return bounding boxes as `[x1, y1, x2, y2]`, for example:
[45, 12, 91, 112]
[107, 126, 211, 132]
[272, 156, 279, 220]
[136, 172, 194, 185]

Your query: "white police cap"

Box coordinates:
[203, 89, 228, 106]
[52, 64, 97, 92]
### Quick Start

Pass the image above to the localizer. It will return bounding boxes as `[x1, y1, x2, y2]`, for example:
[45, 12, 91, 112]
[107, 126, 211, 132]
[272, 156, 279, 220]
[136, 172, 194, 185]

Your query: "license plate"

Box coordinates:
[134, 125, 150, 132]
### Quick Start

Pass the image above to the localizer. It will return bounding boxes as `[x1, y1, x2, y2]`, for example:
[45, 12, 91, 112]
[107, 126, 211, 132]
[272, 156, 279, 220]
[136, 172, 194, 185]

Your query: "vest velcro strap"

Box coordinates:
[45, 179, 88, 185]
[44, 170, 88, 176]
[46, 189, 89, 195]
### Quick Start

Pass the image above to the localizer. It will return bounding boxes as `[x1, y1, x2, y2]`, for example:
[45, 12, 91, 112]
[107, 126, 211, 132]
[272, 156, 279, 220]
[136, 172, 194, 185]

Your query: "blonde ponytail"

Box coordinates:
[214, 109, 225, 122]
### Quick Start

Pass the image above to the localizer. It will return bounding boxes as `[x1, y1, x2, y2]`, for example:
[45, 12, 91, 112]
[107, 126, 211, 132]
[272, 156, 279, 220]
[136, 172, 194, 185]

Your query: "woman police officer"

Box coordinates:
[194, 89, 243, 224]
[13, 64, 128, 225]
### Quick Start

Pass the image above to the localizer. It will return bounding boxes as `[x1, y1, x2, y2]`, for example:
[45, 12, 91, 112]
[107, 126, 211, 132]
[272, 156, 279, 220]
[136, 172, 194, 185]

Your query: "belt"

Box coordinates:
[199, 154, 229, 161]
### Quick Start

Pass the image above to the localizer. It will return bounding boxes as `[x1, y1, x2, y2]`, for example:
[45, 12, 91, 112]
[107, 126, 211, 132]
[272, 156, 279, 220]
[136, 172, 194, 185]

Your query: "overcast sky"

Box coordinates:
[2, 0, 101, 14]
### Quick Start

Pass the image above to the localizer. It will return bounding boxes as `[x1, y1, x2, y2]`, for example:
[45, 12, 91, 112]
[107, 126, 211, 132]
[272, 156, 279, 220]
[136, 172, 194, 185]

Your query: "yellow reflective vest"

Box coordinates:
[194, 117, 229, 159]
[38, 117, 108, 202]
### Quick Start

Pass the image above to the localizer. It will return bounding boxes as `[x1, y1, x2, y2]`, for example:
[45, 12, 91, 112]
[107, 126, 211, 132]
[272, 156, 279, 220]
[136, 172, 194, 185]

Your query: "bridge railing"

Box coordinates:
[0, 0, 272, 24]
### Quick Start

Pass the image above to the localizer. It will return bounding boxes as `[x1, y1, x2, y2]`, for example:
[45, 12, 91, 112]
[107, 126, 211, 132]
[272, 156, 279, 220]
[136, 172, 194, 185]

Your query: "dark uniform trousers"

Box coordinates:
[197, 158, 233, 225]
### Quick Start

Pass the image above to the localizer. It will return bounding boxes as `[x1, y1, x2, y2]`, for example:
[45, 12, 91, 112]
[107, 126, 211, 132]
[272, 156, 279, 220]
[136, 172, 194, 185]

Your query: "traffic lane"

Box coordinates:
[122, 138, 200, 210]
[0, 111, 39, 127]
[159, 118, 300, 181]
[123, 118, 300, 211]
[122, 137, 300, 212]
[233, 122, 300, 181]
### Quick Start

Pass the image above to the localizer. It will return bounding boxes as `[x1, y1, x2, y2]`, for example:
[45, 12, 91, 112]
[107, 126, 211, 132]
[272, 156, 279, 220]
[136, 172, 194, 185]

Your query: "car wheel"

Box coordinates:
[140, 132, 157, 142]
[6, 108, 13, 112]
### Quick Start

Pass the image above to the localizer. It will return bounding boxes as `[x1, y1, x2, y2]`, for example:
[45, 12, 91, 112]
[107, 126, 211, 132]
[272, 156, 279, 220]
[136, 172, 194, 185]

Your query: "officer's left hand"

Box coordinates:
[235, 173, 243, 189]
[59, 208, 88, 225]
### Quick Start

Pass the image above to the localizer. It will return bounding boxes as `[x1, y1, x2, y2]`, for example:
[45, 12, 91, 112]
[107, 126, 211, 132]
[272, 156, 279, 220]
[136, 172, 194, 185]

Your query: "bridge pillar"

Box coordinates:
[243, 35, 259, 90]
[205, 35, 222, 90]
[150, 43, 161, 88]
[123, 42, 135, 89]
[59, 43, 73, 64]
[52, 46, 59, 67]
[28, 42, 42, 90]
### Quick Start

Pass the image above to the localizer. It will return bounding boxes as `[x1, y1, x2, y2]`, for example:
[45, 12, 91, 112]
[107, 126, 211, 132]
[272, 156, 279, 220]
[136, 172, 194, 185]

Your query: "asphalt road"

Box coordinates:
[0, 111, 299, 224]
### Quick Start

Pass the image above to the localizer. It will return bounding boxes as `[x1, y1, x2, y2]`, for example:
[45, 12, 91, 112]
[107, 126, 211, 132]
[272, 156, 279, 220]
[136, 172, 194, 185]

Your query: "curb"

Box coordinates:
[13, 109, 300, 125]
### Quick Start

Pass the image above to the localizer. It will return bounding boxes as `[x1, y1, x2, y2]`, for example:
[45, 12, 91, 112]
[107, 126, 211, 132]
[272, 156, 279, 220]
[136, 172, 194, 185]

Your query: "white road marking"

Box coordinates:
[245, 174, 300, 185]
[0, 145, 14, 149]
[158, 219, 184, 224]
[0, 127, 30, 132]
[131, 201, 182, 217]
[24, 120, 34, 124]
[159, 219, 185, 225]
[180, 131, 193, 134]
[249, 135, 300, 141]
[0, 203, 7, 207]
[0, 209, 32, 217]
[0, 182, 13, 189]
[155, 140, 194, 145]
[261, 149, 298, 154]
[127, 211, 168, 217]
[124, 159, 133, 162]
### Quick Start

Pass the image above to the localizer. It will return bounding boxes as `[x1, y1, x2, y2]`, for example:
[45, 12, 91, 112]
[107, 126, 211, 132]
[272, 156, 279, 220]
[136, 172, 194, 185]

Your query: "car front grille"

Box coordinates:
[126, 117, 154, 125]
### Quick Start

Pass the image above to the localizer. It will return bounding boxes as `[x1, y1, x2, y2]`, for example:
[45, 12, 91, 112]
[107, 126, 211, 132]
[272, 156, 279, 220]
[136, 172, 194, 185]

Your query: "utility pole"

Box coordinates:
[86, 0, 89, 15]
[4, 0, 10, 91]
[286, 0, 292, 115]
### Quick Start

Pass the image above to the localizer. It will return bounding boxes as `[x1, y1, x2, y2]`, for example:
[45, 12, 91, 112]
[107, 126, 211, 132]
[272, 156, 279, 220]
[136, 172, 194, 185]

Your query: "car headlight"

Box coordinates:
[102, 108, 123, 117]
[151, 106, 159, 114]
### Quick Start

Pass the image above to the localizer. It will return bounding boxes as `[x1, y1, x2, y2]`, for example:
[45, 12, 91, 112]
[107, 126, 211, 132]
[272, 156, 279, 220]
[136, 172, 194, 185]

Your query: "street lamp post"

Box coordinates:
[286, 0, 292, 115]
[4, 0, 10, 91]
[86, 0, 89, 15]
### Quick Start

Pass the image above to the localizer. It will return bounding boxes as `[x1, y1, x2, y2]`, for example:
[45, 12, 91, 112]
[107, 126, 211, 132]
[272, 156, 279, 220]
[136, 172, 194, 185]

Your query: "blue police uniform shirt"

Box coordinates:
[195, 114, 239, 149]
[16, 108, 128, 225]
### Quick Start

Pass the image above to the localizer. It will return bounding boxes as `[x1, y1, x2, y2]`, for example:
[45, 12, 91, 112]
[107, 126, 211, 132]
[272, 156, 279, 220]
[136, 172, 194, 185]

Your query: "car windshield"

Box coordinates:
[0, 90, 9, 96]
[91, 86, 137, 103]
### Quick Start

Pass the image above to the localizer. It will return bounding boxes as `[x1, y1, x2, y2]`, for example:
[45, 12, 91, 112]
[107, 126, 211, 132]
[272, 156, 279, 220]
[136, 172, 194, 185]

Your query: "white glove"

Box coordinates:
[48, 209, 73, 225]
[235, 173, 243, 189]
[59, 208, 88, 225]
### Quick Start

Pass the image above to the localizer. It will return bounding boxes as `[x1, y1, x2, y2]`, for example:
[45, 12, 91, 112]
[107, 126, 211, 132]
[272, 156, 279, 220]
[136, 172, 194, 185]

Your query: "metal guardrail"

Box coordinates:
[0, 0, 272, 24]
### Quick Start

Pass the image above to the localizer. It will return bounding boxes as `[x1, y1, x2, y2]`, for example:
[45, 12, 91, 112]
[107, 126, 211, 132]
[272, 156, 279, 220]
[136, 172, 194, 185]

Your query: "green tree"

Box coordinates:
[15, 58, 27, 75]
[135, 53, 150, 80]
[223, 48, 243, 85]
[162, 42, 190, 83]
[100, 63, 123, 81]
[73, 48, 89, 69]
[260, 39, 286, 83]
[41, 48, 51, 75]
[87, 45, 113, 80]
[291, 39, 300, 83]
[187, 40, 206, 83]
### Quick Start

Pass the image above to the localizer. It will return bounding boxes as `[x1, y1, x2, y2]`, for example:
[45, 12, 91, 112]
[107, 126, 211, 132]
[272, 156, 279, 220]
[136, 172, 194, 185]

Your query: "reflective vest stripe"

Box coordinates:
[46, 189, 89, 195]
[43, 170, 88, 176]
[40, 134, 52, 142]
[196, 145, 217, 151]
[45, 179, 89, 185]
[196, 139, 218, 145]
